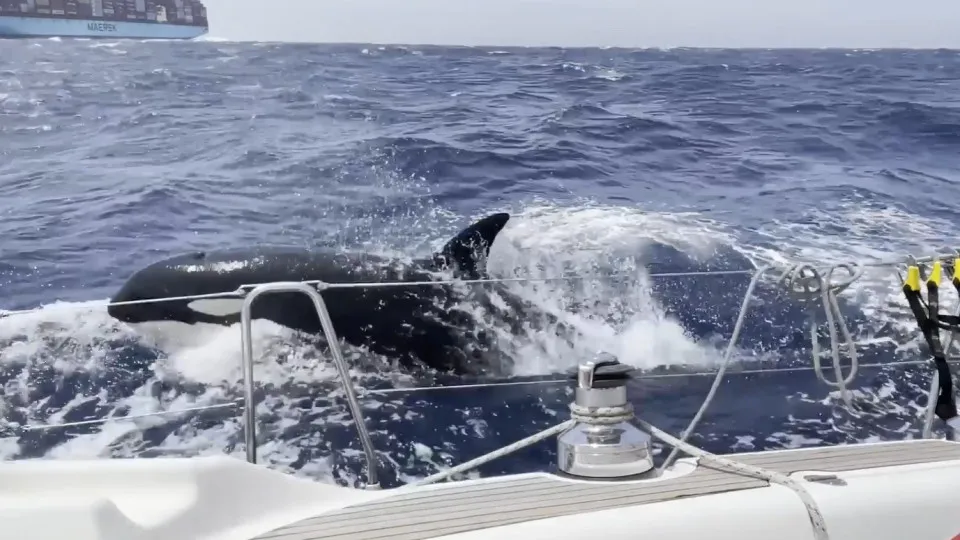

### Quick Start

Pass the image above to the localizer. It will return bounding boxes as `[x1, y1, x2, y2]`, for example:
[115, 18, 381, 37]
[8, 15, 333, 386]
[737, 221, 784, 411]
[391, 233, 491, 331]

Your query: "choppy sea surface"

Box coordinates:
[2, 39, 960, 488]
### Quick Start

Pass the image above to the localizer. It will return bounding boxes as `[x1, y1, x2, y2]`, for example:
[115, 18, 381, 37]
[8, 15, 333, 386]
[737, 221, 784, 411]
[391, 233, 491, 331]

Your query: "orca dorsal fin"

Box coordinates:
[435, 212, 510, 279]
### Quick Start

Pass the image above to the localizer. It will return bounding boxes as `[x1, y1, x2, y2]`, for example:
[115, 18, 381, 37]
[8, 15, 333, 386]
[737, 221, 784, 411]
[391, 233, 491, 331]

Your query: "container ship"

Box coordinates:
[0, 0, 208, 39]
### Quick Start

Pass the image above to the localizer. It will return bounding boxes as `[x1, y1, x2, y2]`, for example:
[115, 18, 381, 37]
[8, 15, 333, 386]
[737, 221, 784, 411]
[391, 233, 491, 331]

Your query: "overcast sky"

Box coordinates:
[200, 0, 960, 49]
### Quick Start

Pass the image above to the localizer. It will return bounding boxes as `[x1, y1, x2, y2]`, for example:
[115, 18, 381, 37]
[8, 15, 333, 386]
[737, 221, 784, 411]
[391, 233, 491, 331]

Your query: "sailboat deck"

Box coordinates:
[253, 439, 960, 540]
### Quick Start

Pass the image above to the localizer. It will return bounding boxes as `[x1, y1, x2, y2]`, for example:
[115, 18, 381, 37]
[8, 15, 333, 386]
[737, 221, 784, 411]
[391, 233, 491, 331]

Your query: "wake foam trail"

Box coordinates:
[0, 300, 421, 485]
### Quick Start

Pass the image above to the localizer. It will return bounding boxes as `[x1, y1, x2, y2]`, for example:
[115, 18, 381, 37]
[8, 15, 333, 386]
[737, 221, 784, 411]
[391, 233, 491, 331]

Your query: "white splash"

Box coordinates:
[0, 196, 944, 479]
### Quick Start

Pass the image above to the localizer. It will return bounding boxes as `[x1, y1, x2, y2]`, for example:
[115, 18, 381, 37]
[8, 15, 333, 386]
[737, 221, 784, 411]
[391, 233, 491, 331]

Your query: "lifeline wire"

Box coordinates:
[3, 253, 956, 435]
[6, 357, 954, 438]
[2, 248, 959, 318]
[0, 269, 754, 318]
[0, 255, 951, 538]
[3, 249, 959, 498]
[661, 260, 875, 470]
[364, 357, 960, 396]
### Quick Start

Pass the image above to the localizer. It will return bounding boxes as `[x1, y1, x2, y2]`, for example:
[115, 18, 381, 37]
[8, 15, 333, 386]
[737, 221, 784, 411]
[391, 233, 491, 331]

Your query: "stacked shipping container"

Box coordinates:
[0, 0, 207, 26]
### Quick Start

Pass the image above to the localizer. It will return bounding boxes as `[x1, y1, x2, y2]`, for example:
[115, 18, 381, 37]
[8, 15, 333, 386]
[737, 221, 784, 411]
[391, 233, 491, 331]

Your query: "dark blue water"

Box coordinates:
[1, 40, 959, 487]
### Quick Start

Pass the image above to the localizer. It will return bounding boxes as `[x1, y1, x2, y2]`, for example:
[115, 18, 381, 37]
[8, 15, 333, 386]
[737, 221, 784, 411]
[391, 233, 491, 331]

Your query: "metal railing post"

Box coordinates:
[239, 281, 380, 488]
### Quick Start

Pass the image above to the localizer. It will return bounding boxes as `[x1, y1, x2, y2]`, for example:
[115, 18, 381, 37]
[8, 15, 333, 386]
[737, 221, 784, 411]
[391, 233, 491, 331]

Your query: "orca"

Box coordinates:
[107, 213, 521, 375]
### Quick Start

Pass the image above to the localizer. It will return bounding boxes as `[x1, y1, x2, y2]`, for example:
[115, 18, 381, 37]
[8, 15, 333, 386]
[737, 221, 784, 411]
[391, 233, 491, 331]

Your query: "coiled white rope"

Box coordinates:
[569, 402, 636, 425]
[777, 262, 863, 406]
[662, 260, 868, 471]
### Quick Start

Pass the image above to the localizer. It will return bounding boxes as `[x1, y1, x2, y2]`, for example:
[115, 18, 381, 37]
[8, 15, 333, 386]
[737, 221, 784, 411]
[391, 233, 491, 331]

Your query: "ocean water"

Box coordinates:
[1, 39, 960, 488]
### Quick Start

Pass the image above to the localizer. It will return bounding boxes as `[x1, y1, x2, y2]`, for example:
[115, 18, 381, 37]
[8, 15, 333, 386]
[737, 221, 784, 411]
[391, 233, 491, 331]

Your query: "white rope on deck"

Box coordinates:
[409, 420, 576, 487]
[638, 417, 830, 540]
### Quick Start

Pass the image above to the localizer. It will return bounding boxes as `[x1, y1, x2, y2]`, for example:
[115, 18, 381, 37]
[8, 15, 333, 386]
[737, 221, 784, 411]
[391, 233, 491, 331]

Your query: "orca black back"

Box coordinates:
[108, 213, 513, 375]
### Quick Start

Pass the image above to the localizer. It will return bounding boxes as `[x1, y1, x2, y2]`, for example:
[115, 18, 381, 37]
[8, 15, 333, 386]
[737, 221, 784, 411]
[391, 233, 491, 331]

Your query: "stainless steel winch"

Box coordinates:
[557, 352, 656, 479]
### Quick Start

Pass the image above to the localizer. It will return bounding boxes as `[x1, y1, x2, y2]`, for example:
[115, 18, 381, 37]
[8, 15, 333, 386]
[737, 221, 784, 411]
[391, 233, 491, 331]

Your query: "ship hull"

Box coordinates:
[0, 15, 207, 40]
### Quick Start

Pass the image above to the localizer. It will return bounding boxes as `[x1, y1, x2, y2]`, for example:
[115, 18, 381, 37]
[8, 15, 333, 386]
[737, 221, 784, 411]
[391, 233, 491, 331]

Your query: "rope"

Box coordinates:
[569, 403, 635, 425]
[409, 419, 576, 487]
[777, 262, 863, 406]
[661, 260, 874, 471]
[567, 399, 829, 539]
[660, 265, 773, 470]
[637, 418, 830, 540]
